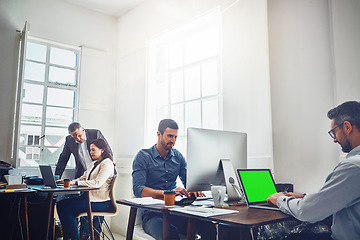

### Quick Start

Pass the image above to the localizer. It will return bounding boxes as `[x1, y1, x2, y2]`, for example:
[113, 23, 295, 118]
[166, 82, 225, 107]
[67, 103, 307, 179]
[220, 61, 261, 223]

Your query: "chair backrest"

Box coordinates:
[78, 174, 118, 217]
[107, 174, 118, 215]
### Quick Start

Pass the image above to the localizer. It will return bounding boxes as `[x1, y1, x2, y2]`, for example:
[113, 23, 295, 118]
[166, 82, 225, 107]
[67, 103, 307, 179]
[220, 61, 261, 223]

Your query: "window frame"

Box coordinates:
[15, 35, 81, 168]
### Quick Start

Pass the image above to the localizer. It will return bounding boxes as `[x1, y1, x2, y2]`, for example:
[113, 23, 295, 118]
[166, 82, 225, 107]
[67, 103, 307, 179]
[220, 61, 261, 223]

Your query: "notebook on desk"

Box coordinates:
[237, 169, 280, 211]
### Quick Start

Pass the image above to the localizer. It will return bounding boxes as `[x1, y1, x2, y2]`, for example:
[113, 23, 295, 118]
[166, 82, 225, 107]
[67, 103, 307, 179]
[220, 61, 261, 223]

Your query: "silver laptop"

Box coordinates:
[237, 169, 280, 211]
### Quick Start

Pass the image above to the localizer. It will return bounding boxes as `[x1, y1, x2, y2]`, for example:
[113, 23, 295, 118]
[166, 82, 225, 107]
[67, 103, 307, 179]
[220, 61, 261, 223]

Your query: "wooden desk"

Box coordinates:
[32, 186, 98, 240]
[117, 200, 172, 240]
[117, 199, 293, 240]
[0, 188, 36, 240]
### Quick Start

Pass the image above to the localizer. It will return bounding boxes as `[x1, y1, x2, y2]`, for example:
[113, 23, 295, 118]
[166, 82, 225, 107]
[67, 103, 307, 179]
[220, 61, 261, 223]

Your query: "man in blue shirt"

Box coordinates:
[132, 119, 215, 239]
[267, 101, 360, 239]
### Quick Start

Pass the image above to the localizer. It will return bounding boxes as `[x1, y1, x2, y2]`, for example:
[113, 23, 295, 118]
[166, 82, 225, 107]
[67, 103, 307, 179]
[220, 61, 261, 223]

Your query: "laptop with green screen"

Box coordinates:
[237, 169, 280, 211]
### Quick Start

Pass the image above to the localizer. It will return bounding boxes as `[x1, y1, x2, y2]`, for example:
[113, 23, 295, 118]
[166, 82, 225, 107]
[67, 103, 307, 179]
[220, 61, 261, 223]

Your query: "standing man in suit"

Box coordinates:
[55, 122, 113, 178]
[55, 122, 112, 240]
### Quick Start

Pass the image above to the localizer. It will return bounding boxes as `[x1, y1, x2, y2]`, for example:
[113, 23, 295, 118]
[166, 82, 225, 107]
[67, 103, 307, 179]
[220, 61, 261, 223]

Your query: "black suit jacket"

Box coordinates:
[54, 129, 113, 178]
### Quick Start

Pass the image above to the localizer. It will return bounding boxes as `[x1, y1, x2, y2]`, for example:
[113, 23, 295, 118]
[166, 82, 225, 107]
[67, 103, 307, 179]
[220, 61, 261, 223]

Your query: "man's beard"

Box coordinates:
[161, 139, 173, 151]
[341, 140, 352, 153]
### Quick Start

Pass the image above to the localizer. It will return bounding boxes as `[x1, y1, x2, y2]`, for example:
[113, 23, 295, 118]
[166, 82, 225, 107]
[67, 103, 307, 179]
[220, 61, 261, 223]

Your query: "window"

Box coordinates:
[146, 11, 221, 154]
[17, 37, 80, 167]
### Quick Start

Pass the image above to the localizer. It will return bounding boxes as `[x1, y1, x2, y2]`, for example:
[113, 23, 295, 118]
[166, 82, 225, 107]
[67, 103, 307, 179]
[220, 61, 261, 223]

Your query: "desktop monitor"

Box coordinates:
[186, 128, 247, 201]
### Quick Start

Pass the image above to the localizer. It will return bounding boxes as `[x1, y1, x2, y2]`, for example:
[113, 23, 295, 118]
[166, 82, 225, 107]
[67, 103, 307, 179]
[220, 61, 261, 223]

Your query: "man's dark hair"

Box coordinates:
[327, 101, 360, 130]
[68, 122, 82, 134]
[158, 119, 179, 134]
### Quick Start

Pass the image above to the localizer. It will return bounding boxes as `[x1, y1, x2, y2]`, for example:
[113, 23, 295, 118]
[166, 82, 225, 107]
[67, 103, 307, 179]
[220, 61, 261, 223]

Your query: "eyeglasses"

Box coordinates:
[328, 122, 344, 139]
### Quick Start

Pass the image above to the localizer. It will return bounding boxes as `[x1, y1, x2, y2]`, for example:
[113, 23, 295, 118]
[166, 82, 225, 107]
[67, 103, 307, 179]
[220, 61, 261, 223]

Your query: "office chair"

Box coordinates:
[77, 174, 118, 240]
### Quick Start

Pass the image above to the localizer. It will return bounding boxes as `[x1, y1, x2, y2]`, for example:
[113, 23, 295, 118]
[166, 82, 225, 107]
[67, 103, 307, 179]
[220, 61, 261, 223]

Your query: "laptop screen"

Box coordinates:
[39, 165, 57, 188]
[237, 169, 277, 204]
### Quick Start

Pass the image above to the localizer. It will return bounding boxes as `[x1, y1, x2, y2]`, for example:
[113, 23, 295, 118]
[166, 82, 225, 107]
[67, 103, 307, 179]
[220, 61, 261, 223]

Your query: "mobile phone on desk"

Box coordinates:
[175, 195, 197, 206]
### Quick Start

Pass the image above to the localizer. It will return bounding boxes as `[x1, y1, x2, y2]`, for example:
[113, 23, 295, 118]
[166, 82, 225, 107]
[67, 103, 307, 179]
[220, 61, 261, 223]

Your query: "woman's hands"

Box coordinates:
[56, 179, 64, 184]
[56, 179, 77, 185]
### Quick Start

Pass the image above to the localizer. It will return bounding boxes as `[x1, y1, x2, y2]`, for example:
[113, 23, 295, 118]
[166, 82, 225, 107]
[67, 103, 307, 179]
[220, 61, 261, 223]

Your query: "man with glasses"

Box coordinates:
[267, 101, 360, 239]
[55, 122, 112, 240]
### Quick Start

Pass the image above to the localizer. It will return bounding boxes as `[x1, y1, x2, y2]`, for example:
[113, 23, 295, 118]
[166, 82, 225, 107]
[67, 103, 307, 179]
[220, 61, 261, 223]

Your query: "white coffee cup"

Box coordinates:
[4, 175, 23, 185]
[211, 185, 226, 206]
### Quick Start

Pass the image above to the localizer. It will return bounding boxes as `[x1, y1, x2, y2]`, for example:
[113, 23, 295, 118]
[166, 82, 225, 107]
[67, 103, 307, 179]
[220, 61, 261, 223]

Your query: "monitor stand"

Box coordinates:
[213, 159, 243, 202]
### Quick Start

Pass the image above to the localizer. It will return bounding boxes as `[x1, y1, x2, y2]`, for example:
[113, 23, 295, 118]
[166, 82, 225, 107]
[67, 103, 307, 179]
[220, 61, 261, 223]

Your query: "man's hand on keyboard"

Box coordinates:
[189, 191, 206, 198]
[173, 187, 190, 197]
[285, 192, 306, 198]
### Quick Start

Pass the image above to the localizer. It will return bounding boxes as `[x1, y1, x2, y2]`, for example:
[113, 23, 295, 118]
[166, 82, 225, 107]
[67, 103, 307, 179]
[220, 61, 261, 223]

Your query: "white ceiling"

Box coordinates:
[61, 0, 147, 18]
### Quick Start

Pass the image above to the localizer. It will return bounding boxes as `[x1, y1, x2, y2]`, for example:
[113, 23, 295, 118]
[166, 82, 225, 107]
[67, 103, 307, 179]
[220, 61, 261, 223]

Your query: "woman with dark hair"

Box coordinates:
[57, 138, 116, 240]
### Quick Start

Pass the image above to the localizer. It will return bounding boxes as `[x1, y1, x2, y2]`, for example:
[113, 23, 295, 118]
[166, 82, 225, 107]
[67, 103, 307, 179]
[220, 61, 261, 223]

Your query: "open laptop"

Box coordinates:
[39, 165, 60, 188]
[237, 169, 280, 211]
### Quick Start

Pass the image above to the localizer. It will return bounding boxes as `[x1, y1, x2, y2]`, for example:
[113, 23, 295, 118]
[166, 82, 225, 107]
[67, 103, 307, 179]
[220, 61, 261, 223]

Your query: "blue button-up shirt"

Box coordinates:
[132, 144, 187, 198]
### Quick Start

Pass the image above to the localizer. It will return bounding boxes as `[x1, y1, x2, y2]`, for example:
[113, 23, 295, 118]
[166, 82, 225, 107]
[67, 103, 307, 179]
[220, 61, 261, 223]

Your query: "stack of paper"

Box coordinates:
[125, 197, 164, 205]
[170, 206, 238, 217]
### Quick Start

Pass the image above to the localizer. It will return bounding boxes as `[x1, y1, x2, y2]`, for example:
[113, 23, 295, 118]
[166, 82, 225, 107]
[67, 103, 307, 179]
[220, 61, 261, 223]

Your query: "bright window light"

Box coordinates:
[18, 38, 80, 167]
[146, 10, 221, 155]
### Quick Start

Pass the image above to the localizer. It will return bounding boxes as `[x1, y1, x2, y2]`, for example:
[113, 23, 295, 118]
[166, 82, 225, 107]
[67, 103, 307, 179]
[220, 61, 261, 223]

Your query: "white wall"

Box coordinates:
[331, 0, 360, 104]
[268, 0, 360, 193]
[268, 0, 336, 193]
[222, 0, 273, 169]
[0, 0, 118, 165]
[0, 2, 19, 164]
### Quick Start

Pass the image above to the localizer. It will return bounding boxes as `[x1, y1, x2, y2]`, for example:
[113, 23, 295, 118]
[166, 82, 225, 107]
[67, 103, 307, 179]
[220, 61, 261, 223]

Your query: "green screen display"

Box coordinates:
[238, 170, 277, 203]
